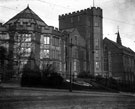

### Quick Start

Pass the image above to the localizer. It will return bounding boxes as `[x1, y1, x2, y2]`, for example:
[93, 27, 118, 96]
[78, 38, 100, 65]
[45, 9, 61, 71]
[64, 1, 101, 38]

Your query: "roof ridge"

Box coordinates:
[104, 37, 135, 53]
[104, 37, 122, 49]
[4, 6, 47, 26]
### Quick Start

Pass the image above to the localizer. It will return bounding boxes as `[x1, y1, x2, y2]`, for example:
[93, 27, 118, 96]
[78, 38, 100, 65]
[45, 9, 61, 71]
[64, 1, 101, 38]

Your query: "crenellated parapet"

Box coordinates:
[42, 25, 62, 36]
[59, 7, 102, 19]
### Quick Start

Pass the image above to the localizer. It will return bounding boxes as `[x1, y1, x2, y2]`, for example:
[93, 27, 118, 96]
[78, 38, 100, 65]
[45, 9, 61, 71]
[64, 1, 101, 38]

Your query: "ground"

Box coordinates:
[0, 84, 135, 109]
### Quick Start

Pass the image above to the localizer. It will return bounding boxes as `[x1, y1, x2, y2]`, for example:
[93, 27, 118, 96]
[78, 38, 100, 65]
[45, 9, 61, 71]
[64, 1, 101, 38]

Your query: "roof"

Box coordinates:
[5, 5, 47, 27]
[104, 37, 135, 54]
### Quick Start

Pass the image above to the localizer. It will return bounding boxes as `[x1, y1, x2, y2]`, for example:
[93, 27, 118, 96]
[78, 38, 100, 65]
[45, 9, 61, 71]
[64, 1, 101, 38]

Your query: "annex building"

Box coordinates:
[103, 31, 135, 82]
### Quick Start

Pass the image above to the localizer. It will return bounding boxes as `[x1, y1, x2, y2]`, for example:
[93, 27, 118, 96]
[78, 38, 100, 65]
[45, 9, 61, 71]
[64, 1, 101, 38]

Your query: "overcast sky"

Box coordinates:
[0, 0, 135, 51]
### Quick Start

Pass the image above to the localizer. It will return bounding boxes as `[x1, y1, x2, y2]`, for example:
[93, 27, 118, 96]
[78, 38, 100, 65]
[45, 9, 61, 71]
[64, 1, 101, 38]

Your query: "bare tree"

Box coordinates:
[13, 32, 32, 78]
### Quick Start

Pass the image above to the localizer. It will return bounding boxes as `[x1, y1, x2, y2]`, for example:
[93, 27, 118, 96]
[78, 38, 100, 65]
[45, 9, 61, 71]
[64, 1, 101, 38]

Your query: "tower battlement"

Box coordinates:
[59, 7, 102, 19]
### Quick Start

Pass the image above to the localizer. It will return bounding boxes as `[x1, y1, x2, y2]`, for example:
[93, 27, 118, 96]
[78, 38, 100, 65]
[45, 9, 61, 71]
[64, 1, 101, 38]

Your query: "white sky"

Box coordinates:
[0, 0, 135, 51]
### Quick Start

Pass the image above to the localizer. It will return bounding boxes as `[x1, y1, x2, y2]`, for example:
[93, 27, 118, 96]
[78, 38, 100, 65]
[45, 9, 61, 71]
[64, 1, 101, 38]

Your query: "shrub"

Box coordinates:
[40, 64, 64, 88]
[78, 71, 91, 78]
[47, 72, 64, 88]
[21, 69, 41, 87]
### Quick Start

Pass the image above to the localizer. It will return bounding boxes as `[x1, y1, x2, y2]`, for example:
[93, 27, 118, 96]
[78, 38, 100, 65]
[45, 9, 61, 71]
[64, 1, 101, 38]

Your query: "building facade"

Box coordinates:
[59, 7, 103, 77]
[0, 6, 104, 80]
[0, 6, 66, 80]
[1, 5, 135, 82]
[103, 32, 135, 82]
[0, 24, 9, 81]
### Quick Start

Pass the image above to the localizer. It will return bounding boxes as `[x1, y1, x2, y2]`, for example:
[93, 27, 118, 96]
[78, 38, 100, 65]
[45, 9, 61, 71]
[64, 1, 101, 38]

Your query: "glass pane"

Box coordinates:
[46, 37, 50, 44]
[44, 37, 50, 44]
[44, 50, 49, 58]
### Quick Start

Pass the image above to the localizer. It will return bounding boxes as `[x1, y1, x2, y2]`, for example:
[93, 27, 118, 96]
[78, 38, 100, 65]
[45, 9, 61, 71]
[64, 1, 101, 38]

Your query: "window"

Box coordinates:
[40, 44, 44, 49]
[95, 50, 99, 59]
[52, 50, 55, 59]
[44, 50, 49, 58]
[40, 61, 43, 70]
[52, 38, 55, 46]
[71, 18, 73, 23]
[74, 48, 78, 58]
[40, 51, 44, 59]
[74, 36, 78, 45]
[40, 35, 44, 43]
[104, 62, 108, 71]
[44, 37, 50, 44]
[40, 50, 49, 59]
[59, 62, 62, 71]
[77, 16, 80, 22]
[73, 60, 77, 71]
[95, 62, 100, 70]
[25, 34, 31, 42]
[94, 22, 99, 27]
[83, 62, 86, 71]
[55, 38, 59, 46]
[55, 50, 60, 59]
[26, 48, 31, 53]
[95, 38, 99, 48]
[22, 48, 31, 57]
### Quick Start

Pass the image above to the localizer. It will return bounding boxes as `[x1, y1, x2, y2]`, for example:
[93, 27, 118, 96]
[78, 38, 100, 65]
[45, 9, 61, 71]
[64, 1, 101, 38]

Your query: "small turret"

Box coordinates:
[116, 30, 122, 45]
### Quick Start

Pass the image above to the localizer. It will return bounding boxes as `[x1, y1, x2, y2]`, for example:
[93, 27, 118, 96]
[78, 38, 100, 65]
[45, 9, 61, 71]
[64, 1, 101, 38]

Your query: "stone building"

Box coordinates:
[59, 7, 104, 77]
[1, 5, 134, 82]
[0, 24, 9, 81]
[0, 6, 66, 80]
[103, 31, 135, 82]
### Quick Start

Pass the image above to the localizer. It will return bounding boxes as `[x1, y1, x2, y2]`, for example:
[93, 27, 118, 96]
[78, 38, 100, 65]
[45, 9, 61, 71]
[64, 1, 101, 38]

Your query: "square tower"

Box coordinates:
[59, 7, 103, 76]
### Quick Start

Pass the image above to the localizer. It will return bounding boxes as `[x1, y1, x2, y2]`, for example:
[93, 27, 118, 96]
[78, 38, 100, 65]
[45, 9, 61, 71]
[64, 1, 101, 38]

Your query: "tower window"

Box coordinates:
[71, 18, 73, 23]
[73, 60, 77, 71]
[94, 22, 99, 27]
[77, 16, 80, 22]
[95, 38, 99, 48]
[95, 62, 100, 70]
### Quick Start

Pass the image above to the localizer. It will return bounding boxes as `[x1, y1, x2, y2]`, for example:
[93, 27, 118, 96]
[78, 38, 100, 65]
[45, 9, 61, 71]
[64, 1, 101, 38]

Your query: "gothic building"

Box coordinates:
[103, 31, 135, 82]
[0, 6, 66, 80]
[0, 5, 135, 82]
[59, 7, 103, 77]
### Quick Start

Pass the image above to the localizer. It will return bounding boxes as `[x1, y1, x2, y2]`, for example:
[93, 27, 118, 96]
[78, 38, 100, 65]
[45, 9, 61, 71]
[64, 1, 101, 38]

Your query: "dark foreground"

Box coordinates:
[0, 87, 135, 109]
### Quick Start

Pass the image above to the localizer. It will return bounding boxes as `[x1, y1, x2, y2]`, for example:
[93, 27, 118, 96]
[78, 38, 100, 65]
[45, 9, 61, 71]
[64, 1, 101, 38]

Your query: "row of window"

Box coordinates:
[40, 49, 61, 60]
[0, 34, 9, 39]
[14, 47, 31, 58]
[41, 35, 60, 46]
[15, 34, 32, 42]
